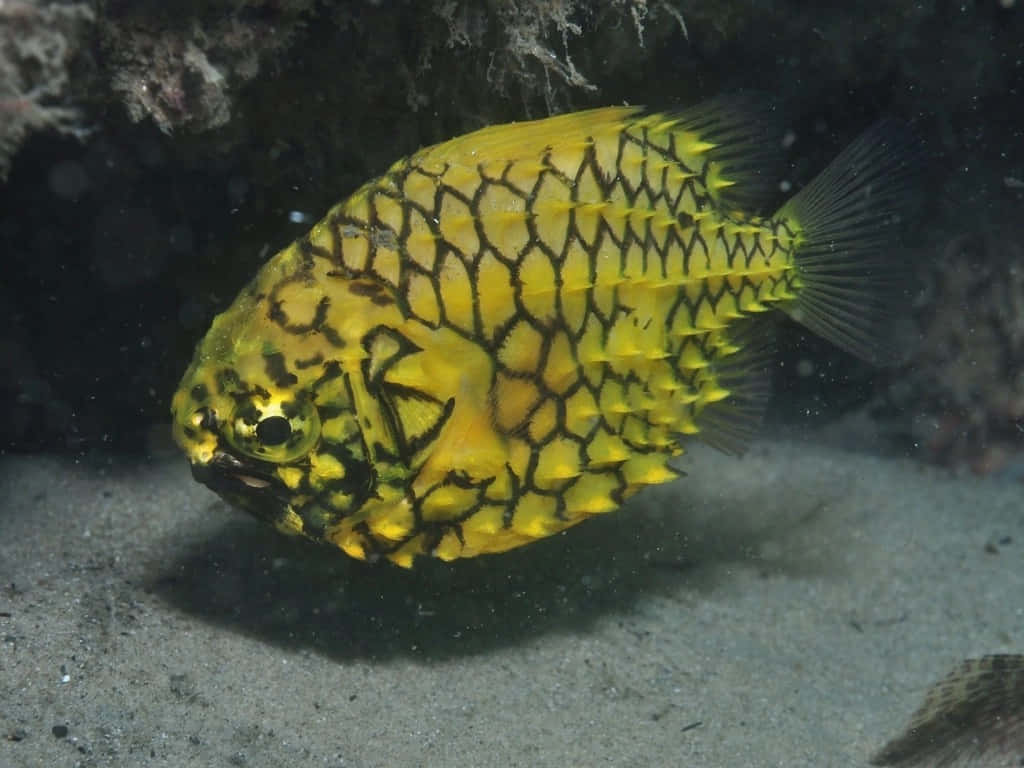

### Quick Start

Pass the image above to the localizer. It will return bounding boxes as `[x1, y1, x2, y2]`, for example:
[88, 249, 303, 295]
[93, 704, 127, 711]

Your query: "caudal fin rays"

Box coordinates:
[776, 119, 924, 364]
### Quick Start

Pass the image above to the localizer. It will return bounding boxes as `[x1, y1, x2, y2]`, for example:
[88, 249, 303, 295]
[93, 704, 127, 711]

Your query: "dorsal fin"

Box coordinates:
[651, 93, 785, 213]
[408, 95, 784, 216]
[411, 106, 642, 168]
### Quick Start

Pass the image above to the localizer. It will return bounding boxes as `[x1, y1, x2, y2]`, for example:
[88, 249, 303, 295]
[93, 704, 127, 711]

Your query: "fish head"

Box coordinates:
[170, 254, 390, 540]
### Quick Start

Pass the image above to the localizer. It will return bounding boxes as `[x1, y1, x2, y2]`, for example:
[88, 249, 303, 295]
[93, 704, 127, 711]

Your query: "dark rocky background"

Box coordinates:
[1, 0, 1022, 471]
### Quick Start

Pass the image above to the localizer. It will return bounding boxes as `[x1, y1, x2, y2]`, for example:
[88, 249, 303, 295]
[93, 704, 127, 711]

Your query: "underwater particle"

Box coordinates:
[871, 655, 1024, 767]
[92, 205, 169, 288]
[171, 96, 920, 566]
[47, 160, 89, 201]
[177, 298, 208, 331]
[227, 177, 249, 208]
[167, 224, 194, 255]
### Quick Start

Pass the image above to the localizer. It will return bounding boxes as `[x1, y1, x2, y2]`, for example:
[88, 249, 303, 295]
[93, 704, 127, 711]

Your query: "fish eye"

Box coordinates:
[256, 415, 291, 446]
[222, 397, 321, 463]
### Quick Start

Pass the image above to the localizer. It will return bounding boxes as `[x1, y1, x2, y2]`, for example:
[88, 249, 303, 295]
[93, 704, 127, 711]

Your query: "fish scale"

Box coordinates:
[172, 98, 919, 566]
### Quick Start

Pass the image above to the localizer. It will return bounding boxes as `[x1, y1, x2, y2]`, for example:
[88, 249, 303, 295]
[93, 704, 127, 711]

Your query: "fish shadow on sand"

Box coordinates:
[148, 459, 843, 662]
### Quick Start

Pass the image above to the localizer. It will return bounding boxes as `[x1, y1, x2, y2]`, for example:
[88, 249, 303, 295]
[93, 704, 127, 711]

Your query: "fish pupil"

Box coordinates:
[256, 416, 292, 446]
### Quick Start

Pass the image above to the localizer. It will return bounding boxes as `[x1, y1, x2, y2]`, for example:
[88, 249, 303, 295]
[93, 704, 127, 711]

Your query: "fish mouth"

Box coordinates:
[191, 450, 293, 522]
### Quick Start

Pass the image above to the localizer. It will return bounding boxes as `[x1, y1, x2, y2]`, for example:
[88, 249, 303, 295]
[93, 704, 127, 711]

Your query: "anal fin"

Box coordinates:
[692, 318, 776, 456]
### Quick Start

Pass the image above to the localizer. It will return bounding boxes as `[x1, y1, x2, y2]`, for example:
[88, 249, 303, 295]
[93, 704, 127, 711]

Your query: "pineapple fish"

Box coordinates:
[171, 98, 917, 567]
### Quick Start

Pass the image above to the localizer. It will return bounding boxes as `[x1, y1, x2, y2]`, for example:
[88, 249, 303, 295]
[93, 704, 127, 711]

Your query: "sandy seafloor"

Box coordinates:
[1, 431, 1022, 768]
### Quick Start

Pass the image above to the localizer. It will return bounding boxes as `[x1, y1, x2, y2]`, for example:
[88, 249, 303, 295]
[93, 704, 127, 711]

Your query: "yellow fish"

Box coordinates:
[171, 98, 917, 567]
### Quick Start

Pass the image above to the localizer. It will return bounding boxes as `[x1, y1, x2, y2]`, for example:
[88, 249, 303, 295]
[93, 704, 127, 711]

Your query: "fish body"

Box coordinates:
[871, 654, 1024, 766]
[172, 99, 916, 567]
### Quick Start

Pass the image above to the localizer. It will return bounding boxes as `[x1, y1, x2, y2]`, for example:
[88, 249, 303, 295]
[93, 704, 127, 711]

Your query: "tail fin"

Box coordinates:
[775, 120, 922, 364]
